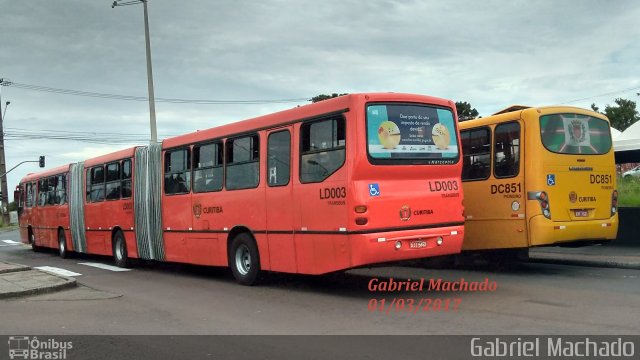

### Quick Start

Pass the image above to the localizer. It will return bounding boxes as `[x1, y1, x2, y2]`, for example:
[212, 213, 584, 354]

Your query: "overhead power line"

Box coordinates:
[0, 80, 312, 104]
[562, 86, 640, 104]
[2, 127, 179, 145]
[4, 126, 180, 138]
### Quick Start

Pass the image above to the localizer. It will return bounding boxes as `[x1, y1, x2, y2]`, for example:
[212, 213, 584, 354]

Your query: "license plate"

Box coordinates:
[574, 210, 588, 217]
[410, 240, 427, 249]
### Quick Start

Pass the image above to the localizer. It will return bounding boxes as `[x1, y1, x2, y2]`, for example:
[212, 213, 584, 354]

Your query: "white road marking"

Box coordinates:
[78, 262, 131, 272]
[1, 240, 21, 244]
[34, 266, 82, 277]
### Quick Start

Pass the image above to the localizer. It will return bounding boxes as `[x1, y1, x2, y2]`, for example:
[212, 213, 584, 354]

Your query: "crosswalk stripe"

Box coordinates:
[1, 240, 21, 244]
[34, 266, 82, 277]
[77, 262, 131, 272]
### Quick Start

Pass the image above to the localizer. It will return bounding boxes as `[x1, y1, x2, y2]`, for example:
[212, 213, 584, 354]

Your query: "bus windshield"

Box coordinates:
[540, 113, 612, 155]
[366, 103, 459, 164]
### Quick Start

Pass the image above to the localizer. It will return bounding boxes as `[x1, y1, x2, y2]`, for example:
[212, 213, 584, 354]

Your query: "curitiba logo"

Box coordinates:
[569, 119, 587, 144]
[193, 203, 202, 218]
[8, 336, 73, 360]
[399, 205, 411, 221]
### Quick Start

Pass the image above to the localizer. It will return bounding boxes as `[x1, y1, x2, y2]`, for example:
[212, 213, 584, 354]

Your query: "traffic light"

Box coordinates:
[39, 156, 45, 168]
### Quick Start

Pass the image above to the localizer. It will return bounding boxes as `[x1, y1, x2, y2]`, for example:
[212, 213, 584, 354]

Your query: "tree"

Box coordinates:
[310, 93, 348, 103]
[590, 103, 600, 113]
[455, 101, 479, 121]
[603, 98, 640, 131]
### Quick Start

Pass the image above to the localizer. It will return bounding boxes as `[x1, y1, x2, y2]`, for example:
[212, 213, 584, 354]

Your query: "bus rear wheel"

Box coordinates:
[229, 233, 262, 286]
[58, 230, 68, 259]
[113, 231, 130, 268]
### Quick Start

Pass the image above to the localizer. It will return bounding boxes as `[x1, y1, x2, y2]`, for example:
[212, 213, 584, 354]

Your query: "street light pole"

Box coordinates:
[0, 80, 11, 225]
[142, 0, 157, 144]
[2, 101, 9, 120]
[112, 0, 157, 144]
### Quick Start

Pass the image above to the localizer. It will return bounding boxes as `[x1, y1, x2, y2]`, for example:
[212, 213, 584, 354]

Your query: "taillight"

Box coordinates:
[354, 205, 367, 214]
[355, 205, 368, 225]
[611, 190, 618, 217]
[537, 191, 551, 219]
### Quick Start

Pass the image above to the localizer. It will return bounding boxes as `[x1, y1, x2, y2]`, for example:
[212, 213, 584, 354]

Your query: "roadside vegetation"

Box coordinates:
[618, 176, 640, 207]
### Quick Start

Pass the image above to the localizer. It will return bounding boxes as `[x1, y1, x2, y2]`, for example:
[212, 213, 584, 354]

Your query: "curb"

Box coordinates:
[0, 262, 30, 274]
[0, 262, 78, 299]
[529, 254, 640, 270]
[0, 272, 77, 299]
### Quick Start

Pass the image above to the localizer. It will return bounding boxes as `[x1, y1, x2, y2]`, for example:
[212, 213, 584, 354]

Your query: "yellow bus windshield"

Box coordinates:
[539, 113, 612, 155]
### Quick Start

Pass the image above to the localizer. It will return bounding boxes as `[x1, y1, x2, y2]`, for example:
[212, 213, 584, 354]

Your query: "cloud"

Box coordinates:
[1, 0, 639, 199]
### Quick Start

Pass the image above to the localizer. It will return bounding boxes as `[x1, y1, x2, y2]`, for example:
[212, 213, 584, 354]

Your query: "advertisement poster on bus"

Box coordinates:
[367, 104, 458, 162]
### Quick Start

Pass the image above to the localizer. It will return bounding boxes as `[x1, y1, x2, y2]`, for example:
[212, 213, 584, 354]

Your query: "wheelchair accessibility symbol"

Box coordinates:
[369, 183, 380, 196]
[547, 174, 556, 186]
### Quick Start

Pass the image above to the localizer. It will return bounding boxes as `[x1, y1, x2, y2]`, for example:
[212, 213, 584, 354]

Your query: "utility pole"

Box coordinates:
[0, 79, 11, 225]
[112, 0, 157, 144]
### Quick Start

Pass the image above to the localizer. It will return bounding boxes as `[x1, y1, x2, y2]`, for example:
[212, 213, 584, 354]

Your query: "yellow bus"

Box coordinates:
[459, 105, 618, 256]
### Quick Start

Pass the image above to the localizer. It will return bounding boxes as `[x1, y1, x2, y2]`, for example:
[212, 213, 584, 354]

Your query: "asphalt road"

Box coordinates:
[1, 229, 639, 335]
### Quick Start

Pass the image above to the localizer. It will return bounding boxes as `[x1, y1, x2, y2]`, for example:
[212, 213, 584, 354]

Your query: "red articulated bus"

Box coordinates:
[16, 93, 465, 285]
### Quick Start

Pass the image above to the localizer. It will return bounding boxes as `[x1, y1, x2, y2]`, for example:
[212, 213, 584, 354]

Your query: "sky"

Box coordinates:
[1, 0, 639, 201]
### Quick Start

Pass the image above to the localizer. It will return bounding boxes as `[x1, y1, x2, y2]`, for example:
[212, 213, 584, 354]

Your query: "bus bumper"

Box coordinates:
[529, 215, 618, 247]
[349, 225, 464, 268]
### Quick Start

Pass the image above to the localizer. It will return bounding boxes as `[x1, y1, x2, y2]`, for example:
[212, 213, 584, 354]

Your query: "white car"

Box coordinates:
[623, 165, 640, 179]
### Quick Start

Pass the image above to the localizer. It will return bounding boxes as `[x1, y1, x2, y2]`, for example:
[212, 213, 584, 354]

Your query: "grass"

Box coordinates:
[618, 176, 640, 207]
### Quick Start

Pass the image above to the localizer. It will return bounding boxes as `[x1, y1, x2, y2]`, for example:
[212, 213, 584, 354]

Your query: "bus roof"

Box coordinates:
[163, 92, 454, 149]
[19, 147, 137, 184]
[461, 105, 609, 129]
[492, 105, 530, 115]
[83, 147, 137, 167]
[20, 163, 71, 183]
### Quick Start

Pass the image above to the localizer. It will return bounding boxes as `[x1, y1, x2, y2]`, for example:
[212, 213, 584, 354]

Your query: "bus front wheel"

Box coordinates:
[30, 228, 41, 252]
[58, 230, 68, 259]
[229, 233, 262, 286]
[113, 231, 130, 268]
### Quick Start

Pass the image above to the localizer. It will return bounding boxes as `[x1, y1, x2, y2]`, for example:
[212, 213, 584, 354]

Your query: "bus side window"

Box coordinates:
[105, 162, 121, 201]
[461, 127, 491, 181]
[494, 122, 521, 178]
[300, 117, 346, 183]
[38, 179, 47, 206]
[86, 169, 91, 202]
[47, 176, 57, 205]
[90, 166, 106, 202]
[122, 159, 132, 198]
[56, 174, 66, 205]
[25, 183, 33, 208]
[193, 142, 223, 193]
[267, 131, 291, 187]
[164, 149, 191, 195]
[225, 135, 259, 190]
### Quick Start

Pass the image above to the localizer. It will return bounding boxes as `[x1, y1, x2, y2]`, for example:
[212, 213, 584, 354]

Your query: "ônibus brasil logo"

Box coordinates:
[8, 336, 73, 360]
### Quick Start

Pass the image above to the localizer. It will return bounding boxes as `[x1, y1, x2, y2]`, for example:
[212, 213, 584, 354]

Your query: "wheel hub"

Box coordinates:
[235, 244, 251, 275]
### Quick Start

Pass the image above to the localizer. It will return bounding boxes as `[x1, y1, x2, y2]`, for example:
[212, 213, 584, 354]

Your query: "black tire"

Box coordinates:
[113, 231, 130, 268]
[229, 233, 262, 286]
[483, 249, 527, 268]
[30, 228, 41, 252]
[58, 230, 69, 259]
